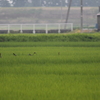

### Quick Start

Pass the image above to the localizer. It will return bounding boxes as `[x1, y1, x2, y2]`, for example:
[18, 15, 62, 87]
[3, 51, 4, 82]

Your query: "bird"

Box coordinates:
[58, 52, 60, 55]
[0, 53, 2, 58]
[13, 53, 17, 56]
[33, 52, 37, 55]
[28, 54, 32, 56]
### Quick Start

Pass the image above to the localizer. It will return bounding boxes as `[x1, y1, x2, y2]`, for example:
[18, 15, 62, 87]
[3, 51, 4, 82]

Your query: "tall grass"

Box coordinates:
[0, 42, 100, 47]
[0, 43, 100, 100]
[0, 33, 100, 42]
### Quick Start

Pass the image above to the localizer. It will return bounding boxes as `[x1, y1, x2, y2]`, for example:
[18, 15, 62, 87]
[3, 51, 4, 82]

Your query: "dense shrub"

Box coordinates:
[0, 33, 100, 42]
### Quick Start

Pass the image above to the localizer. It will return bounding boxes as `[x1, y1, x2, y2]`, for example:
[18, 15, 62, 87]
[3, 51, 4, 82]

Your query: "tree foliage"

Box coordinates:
[0, 0, 100, 7]
[0, 0, 10, 7]
[11, 0, 28, 7]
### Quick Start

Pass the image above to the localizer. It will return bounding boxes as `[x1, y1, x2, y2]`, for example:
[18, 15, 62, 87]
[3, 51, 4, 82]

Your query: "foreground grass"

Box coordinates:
[0, 42, 100, 47]
[0, 42, 100, 100]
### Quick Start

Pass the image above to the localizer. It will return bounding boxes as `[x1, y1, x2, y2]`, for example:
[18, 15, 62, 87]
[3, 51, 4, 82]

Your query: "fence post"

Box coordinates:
[71, 23, 73, 31]
[20, 24, 23, 33]
[46, 24, 48, 34]
[33, 24, 35, 34]
[65, 23, 67, 29]
[58, 24, 61, 33]
[8, 24, 10, 34]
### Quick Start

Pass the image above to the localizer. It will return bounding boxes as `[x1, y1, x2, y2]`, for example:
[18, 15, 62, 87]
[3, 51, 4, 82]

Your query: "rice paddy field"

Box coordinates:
[0, 41, 100, 100]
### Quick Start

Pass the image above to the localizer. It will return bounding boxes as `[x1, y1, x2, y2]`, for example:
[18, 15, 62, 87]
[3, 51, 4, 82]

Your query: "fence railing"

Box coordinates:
[0, 23, 73, 34]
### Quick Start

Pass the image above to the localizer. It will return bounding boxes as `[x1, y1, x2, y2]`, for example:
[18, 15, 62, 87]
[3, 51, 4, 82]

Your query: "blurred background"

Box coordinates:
[0, 0, 100, 29]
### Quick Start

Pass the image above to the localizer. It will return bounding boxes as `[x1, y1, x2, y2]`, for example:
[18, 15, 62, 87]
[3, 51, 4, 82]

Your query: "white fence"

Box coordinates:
[0, 23, 73, 34]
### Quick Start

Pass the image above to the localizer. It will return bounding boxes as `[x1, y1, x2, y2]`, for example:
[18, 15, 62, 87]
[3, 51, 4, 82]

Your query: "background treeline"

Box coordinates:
[0, 0, 100, 7]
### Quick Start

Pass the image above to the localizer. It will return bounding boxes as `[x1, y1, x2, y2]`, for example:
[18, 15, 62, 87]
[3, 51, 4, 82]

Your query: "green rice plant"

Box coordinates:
[0, 43, 100, 100]
[0, 41, 100, 47]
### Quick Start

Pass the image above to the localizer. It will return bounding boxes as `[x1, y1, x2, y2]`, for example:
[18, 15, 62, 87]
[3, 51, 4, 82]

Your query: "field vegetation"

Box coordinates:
[0, 39, 100, 100]
[0, 33, 100, 42]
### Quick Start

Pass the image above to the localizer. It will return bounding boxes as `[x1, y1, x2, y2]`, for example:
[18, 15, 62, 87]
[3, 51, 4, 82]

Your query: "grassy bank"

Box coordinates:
[0, 33, 100, 42]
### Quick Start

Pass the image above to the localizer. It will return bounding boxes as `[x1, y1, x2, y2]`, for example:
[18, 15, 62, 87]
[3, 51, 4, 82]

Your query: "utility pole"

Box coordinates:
[80, 0, 83, 32]
[65, 0, 72, 23]
[99, 6, 100, 12]
[60, 0, 63, 23]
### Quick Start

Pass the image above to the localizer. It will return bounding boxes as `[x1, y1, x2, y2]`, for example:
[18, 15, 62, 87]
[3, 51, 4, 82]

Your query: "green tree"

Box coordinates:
[0, 0, 11, 7]
[31, 0, 41, 7]
[12, 0, 28, 7]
